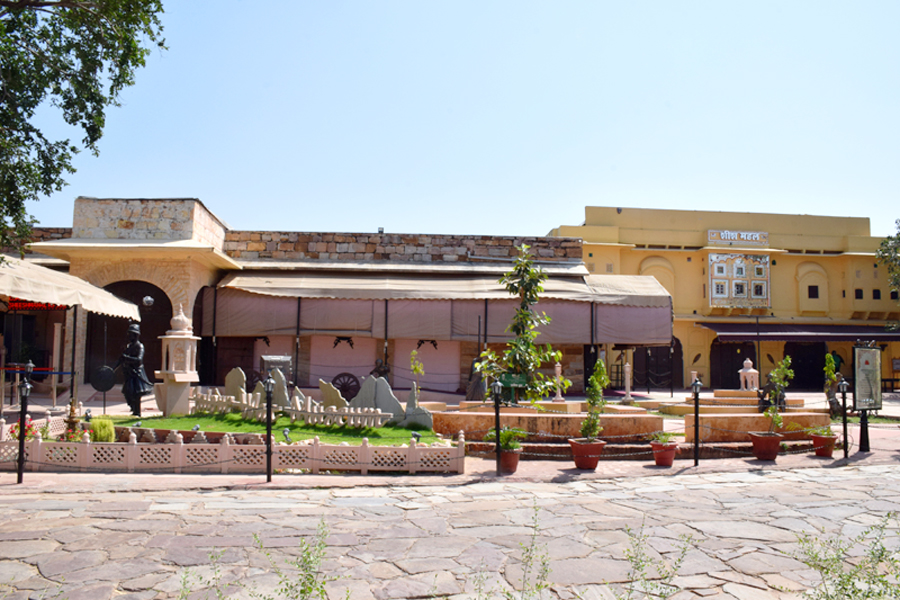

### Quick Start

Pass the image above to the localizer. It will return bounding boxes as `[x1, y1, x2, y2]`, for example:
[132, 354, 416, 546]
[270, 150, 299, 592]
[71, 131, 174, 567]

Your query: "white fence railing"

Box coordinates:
[0, 430, 466, 475]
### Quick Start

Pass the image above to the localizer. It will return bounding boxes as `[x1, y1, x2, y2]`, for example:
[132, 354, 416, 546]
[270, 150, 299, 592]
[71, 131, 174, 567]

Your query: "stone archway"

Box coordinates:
[85, 281, 172, 387]
[70, 258, 213, 322]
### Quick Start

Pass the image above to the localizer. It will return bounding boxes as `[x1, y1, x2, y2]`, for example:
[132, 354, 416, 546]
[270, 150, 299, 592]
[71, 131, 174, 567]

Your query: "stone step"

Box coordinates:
[713, 389, 759, 398]
[660, 404, 759, 416]
[683, 412, 831, 443]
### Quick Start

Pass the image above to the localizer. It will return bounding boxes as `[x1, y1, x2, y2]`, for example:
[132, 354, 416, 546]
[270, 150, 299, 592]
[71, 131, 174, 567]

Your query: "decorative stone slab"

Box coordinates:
[318, 380, 348, 410]
[349, 377, 402, 424]
[397, 384, 432, 430]
[224, 367, 246, 402]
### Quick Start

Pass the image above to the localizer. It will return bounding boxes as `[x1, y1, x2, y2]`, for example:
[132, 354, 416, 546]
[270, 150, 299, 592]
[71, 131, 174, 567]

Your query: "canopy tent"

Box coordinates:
[0, 256, 139, 320]
[699, 321, 900, 343]
[203, 270, 672, 346]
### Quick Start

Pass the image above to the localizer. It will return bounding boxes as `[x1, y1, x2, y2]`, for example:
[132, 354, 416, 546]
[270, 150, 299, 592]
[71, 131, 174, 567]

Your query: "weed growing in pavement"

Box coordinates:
[590, 519, 692, 600]
[502, 501, 552, 600]
[787, 513, 900, 600]
[179, 519, 339, 600]
[249, 519, 341, 600]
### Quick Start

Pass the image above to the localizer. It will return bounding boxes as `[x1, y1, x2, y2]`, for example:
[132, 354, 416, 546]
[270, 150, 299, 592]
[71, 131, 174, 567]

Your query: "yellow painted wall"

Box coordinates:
[554, 207, 900, 387]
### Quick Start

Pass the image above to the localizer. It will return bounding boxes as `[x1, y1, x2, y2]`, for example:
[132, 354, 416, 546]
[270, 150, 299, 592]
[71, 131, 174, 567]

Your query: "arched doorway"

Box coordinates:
[783, 341, 827, 390]
[85, 281, 172, 387]
[710, 339, 757, 390]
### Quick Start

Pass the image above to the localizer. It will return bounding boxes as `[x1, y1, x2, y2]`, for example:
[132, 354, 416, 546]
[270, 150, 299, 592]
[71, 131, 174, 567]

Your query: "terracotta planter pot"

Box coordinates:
[748, 432, 783, 461]
[811, 434, 837, 458]
[568, 438, 607, 470]
[650, 441, 679, 467]
[499, 449, 521, 475]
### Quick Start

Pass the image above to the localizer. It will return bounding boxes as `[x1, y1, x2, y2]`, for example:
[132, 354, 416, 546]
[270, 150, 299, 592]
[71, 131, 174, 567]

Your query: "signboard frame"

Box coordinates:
[853, 345, 882, 411]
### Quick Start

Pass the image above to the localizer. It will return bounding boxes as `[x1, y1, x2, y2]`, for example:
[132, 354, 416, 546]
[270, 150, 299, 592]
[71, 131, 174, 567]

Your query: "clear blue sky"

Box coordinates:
[32, 1, 900, 237]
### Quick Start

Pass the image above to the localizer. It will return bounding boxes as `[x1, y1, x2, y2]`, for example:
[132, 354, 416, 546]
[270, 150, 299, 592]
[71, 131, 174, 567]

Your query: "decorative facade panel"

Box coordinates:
[708, 253, 770, 308]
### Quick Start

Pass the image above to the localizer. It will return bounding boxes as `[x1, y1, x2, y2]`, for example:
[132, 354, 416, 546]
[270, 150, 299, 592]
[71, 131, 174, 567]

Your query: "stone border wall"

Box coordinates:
[223, 232, 583, 263]
[0, 429, 466, 475]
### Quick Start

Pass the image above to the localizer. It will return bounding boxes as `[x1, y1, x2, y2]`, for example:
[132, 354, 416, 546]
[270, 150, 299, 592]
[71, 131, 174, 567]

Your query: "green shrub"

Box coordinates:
[91, 418, 116, 443]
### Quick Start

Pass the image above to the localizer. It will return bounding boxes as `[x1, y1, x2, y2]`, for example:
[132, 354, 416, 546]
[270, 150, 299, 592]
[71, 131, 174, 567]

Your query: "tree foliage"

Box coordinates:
[476, 244, 571, 403]
[877, 219, 900, 301]
[0, 0, 165, 253]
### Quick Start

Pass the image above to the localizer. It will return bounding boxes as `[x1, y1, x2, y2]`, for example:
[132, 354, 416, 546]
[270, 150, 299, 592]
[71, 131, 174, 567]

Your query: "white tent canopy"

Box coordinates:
[0, 256, 140, 320]
[204, 270, 672, 345]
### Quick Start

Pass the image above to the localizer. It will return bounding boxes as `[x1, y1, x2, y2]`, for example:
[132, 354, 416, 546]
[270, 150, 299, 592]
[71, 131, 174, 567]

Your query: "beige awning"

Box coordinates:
[0, 256, 140, 320]
[218, 270, 670, 306]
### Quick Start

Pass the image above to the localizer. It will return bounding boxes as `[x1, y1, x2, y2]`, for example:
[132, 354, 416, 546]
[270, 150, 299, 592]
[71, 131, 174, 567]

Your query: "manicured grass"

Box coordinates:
[112, 412, 441, 446]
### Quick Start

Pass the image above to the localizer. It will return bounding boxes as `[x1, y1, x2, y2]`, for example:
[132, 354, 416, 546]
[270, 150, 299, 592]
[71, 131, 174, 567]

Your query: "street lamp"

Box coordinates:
[16, 360, 34, 484]
[264, 373, 275, 483]
[491, 379, 503, 476]
[691, 377, 703, 467]
[838, 378, 850, 459]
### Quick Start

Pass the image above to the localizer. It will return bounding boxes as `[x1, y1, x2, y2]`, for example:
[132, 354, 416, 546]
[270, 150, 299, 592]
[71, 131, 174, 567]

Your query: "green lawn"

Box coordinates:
[110, 412, 441, 446]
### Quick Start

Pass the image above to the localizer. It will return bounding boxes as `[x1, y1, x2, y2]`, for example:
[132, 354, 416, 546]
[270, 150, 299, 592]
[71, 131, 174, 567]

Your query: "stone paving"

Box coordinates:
[1, 457, 900, 600]
[1, 390, 899, 599]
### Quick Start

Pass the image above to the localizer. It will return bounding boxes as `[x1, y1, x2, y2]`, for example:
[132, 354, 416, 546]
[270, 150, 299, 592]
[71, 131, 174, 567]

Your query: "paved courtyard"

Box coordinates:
[1, 455, 899, 600]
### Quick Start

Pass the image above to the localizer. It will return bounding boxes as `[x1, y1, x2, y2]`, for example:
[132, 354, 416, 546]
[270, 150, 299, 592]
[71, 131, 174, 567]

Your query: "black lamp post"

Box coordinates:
[264, 372, 275, 483]
[838, 378, 849, 459]
[691, 377, 702, 467]
[16, 360, 34, 485]
[491, 379, 503, 476]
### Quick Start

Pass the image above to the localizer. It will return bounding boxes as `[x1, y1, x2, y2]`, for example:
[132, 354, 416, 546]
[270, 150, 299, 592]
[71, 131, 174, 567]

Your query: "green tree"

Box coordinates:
[1, 0, 165, 253]
[476, 244, 571, 403]
[878, 219, 900, 303]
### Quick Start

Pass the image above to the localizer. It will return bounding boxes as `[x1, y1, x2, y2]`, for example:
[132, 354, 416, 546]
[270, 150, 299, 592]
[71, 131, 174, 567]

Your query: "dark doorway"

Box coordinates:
[214, 337, 255, 388]
[710, 339, 757, 390]
[783, 341, 827, 390]
[631, 339, 684, 390]
[85, 282, 171, 387]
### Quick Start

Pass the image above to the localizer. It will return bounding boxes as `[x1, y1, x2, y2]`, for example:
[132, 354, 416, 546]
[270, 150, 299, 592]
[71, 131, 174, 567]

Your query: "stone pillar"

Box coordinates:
[623, 362, 633, 405]
[154, 305, 200, 416]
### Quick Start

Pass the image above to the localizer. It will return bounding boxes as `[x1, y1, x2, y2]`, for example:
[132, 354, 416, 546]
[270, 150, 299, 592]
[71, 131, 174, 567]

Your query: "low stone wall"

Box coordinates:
[433, 411, 664, 443]
[0, 433, 465, 475]
[684, 412, 831, 443]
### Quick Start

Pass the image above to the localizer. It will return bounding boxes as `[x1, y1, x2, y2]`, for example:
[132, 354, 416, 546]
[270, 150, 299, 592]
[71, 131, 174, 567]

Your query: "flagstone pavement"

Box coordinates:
[1, 453, 899, 600]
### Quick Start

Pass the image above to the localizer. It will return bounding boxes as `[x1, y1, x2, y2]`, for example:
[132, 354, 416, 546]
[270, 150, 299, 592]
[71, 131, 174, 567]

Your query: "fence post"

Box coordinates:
[408, 437, 418, 475]
[32, 433, 42, 472]
[127, 432, 137, 473]
[311, 436, 320, 474]
[221, 435, 231, 475]
[80, 432, 91, 472]
[456, 431, 466, 474]
[174, 433, 184, 474]
[359, 438, 369, 476]
[0, 417, 6, 442]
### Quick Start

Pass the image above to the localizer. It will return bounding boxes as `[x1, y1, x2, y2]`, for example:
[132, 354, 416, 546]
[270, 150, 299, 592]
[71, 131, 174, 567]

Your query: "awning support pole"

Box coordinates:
[294, 297, 301, 387]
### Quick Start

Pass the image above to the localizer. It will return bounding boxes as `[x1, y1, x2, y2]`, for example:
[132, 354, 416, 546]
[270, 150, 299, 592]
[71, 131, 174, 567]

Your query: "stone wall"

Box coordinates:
[223, 232, 583, 263]
[72, 198, 225, 246]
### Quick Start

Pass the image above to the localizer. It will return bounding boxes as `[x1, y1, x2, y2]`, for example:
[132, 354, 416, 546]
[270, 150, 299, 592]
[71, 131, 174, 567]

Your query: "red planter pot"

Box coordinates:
[748, 432, 783, 461]
[650, 441, 679, 467]
[810, 434, 837, 458]
[499, 449, 521, 475]
[568, 438, 607, 470]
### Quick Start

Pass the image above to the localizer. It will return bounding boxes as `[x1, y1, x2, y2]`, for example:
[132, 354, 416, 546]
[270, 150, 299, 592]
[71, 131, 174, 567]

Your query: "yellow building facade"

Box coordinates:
[551, 207, 900, 391]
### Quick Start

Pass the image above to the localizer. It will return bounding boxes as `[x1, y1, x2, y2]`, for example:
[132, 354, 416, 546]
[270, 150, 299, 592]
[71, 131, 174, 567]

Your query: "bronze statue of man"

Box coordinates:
[116, 323, 153, 416]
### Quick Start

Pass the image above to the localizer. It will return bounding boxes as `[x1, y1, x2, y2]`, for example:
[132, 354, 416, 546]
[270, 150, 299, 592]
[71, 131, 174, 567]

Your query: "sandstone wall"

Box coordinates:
[223, 231, 582, 262]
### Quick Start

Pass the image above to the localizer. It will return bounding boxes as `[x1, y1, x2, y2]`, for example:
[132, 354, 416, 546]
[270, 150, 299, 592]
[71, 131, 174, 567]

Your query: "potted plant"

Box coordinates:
[809, 424, 838, 458]
[568, 358, 609, 470]
[483, 426, 527, 475]
[648, 431, 679, 467]
[749, 404, 784, 461]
